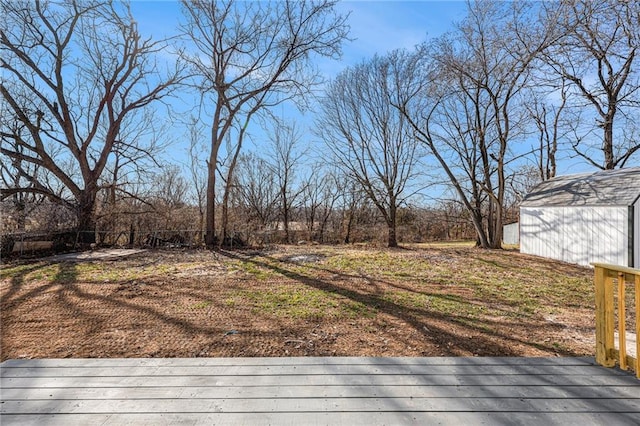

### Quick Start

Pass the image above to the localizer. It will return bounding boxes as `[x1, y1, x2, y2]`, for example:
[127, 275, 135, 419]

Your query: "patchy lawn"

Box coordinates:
[0, 244, 596, 360]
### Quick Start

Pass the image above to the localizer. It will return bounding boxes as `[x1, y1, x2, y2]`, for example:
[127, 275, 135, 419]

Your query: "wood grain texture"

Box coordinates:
[2, 357, 639, 425]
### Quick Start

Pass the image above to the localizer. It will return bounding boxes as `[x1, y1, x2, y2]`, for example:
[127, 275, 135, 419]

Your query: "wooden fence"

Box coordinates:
[593, 263, 639, 378]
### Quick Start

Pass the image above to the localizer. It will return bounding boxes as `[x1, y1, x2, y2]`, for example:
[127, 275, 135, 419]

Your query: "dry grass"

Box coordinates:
[1, 243, 595, 360]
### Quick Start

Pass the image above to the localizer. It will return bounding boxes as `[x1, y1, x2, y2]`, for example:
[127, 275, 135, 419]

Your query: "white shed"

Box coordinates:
[520, 167, 640, 267]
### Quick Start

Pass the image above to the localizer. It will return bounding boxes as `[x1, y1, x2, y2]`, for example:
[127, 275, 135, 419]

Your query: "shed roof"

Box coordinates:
[520, 167, 640, 207]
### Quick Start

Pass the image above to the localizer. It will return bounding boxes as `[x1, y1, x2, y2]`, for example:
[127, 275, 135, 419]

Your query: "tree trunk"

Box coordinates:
[14, 194, 26, 232]
[387, 204, 398, 248]
[221, 191, 230, 246]
[221, 118, 249, 247]
[603, 117, 614, 170]
[198, 209, 204, 244]
[281, 191, 291, 243]
[319, 210, 330, 243]
[205, 174, 216, 247]
[283, 211, 291, 243]
[344, 209, 354, 244]
[491, 209, 503, 249]
[128, 223, 135, 247]
[77, 191, 97, 245]
[387, 223, 398, 248]
[205, 142, 220, 248]
[306, 206, 316, 242]
[471, 208, 490, 249]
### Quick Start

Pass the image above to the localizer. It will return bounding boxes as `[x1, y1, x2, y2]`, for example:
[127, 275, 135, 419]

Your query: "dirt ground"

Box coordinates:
[1, 245, 597, 360]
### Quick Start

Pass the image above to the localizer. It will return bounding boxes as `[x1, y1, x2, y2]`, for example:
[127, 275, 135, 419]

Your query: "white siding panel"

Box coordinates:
[519, 208, 535, 256]
[520, 207, 560, 259]
[520, 206, 628, 267]
[566, 207, 586, 266]
[589, 207, 626, 266]
[552, 208, 562, 260]
[502, 223, 519, 245]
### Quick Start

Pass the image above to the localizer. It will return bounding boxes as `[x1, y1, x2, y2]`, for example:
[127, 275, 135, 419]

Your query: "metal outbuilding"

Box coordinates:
[520, 167, 640, 267]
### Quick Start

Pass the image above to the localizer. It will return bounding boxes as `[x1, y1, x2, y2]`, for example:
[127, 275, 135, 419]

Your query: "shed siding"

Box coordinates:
[502, 223, 519, 245]
[521, 206, 628, 267]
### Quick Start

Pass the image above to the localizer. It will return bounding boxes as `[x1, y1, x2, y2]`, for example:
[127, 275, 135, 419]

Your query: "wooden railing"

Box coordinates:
[593, 263, 639, 378]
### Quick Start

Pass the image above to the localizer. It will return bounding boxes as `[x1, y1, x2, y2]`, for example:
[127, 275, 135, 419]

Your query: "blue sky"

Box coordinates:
[125, 0, 608, 198]
[127, 1, 606, 198]
[334, 1, 467, 64]
[127, 1, 469, 168]
[131, 1, 468, 74]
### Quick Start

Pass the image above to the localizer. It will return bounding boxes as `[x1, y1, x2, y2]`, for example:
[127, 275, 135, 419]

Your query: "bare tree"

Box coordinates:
[525, 81, 570, 181]
[218, 112, 256, 246]
[152, 165, 188, 210]
[186, 118, 208, 241]
[300, 163, 341, 243]
[233, 152, 280, 236]
[0, 108, 46, 231]
[338, 176, 368, 245]
[543, 0, 640, 169]
[507, 165, 544, 206]
[317, 51, 423, 247]
[0, 0, 181, 243]
[265, 121, 307, 244]
[96, 108, 168, 240]
[395, 1, 555, 248]
[179, 0, 349, 248]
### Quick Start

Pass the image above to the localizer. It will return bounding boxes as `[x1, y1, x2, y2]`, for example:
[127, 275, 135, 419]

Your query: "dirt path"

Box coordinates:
[44, 249, 147, 262]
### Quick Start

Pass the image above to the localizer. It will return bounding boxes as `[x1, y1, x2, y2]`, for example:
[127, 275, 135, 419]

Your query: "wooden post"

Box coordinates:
[594, 265, 605, 365]
[636, 274, 640, 379]
[595, 266, 616, 367]
[593, 263, 640, 376]
[618, 272, 627, 370]
[605, 273, 615, 365]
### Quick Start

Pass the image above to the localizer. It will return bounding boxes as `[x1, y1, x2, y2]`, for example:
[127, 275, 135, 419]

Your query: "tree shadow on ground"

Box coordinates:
[1, 248, 589, 360]
[218, 250, 579, 357]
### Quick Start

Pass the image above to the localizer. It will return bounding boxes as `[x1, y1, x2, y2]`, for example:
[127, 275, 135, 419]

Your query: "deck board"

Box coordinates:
[2, 357, 639, 425]
[2, 364, 623, 378]
[0, 356, 602, 367]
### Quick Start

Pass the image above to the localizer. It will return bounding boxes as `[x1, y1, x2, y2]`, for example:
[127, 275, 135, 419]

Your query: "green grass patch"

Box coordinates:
[1, 260, 180, 284]
[2, 245, 594, 334]
[234, 286, 375, 320]
[191, 300, 211, 309]
[172, 299, 213, 312]
[380, 290, 486, 318]
[413, 241, 475, 248]
[228, 259, 274, 280]
[0, 263, 47, 280]
[1, 263, 59, 282]
[325, 250, 431, 279]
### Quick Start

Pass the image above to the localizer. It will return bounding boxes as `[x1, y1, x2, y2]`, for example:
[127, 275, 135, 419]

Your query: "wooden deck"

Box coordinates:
[2, 357, 639, 425]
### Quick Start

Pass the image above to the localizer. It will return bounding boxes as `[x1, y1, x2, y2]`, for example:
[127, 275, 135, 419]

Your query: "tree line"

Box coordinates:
[2, 0, 639, 250]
